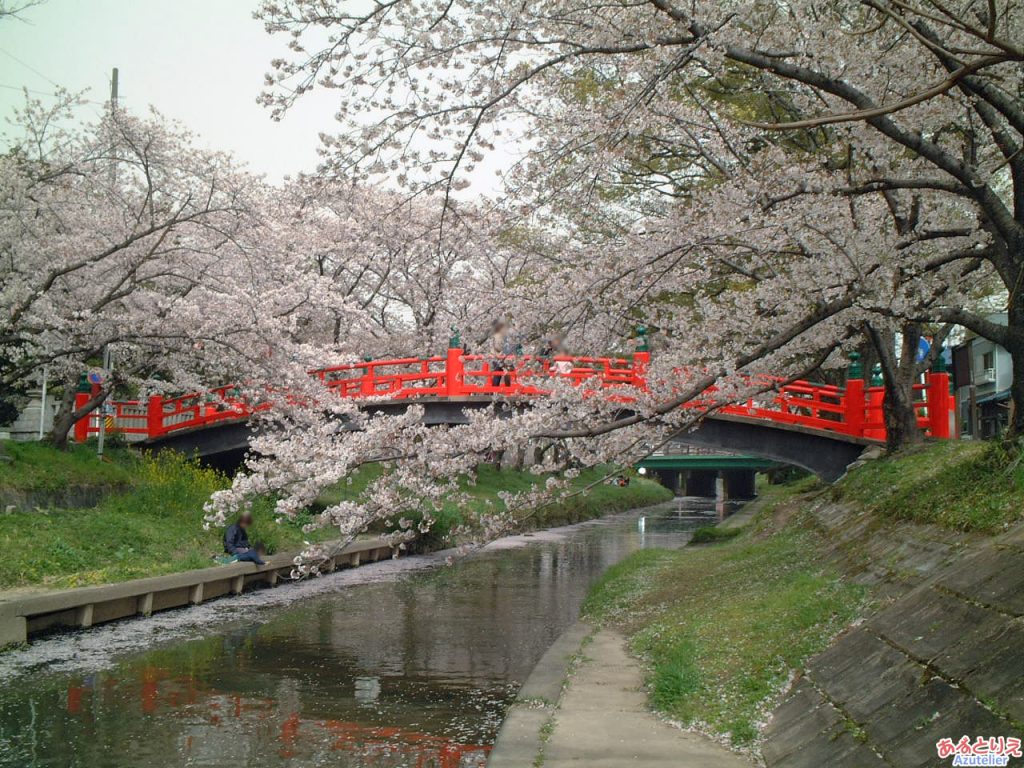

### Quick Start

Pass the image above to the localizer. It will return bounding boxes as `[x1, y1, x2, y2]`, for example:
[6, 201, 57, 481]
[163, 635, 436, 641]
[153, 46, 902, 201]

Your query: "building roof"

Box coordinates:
[976, 388, 1011, 406]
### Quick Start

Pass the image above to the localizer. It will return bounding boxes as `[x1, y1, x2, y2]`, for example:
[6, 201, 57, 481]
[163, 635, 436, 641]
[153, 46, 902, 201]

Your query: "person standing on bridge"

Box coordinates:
[489, 318, 517, 387]
[539, 334, 573, 376]
[224, 512, 266, 565]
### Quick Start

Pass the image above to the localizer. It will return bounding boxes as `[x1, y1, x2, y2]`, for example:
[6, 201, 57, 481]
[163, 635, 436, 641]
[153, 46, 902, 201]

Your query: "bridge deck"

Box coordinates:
[73, 347, 955, 449]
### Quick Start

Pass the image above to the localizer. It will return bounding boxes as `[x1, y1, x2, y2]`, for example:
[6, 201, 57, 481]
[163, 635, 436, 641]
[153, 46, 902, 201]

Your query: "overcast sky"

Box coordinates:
[0, 0, 510, 194]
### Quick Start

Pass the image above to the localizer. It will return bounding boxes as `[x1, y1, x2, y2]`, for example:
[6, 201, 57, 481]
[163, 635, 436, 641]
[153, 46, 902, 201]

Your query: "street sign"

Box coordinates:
[916, 337, 931, 363]
[87, 369, 106, 385]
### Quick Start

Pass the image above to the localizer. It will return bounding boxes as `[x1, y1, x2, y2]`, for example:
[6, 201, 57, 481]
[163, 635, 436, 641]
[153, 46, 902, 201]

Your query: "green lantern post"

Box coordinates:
[844, 352, 866, 436]
[847, 351, 863, 381]
[635, 325, 649, 353]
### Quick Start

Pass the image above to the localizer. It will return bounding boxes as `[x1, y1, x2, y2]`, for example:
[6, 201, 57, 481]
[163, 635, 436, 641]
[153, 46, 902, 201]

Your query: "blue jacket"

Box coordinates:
[224, 523, 251, 554]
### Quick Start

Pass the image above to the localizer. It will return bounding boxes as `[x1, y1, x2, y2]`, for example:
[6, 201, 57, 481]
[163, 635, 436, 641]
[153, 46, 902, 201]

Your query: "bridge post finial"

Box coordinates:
[635, 325, 649, 353]
[449, 326, 461, 350]
[847, 351, 863, 380]
[870, 363, 884, 387]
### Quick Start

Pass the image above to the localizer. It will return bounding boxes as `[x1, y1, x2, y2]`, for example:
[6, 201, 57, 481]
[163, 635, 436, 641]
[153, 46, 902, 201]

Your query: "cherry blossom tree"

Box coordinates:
[0, 95, 361, 447]
[276, 179, 539, 355]
[163, 0, 1006, 555]
[207, 154, 972, 558]
[6, 0, 1001, 558]
[255, 0, 1021, 430]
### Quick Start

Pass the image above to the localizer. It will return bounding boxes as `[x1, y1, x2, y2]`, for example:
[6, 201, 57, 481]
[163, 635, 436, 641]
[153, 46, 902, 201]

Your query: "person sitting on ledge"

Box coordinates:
[224, 512, 266, 565]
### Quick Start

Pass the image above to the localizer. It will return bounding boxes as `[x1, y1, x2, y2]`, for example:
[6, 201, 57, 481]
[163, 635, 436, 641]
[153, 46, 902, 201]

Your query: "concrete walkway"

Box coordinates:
[489, 624, 751, 767]
[544, 630, 751, 767]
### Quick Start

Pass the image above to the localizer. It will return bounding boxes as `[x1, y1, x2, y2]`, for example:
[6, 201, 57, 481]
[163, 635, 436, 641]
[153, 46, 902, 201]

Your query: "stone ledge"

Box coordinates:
[487, 620, 592, 767]
[0, 538, 396, 646]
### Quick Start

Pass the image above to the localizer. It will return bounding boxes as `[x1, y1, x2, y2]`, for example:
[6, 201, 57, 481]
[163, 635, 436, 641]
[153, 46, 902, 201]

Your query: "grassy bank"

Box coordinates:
[328, 464, 673, 550]
[835, 440, 1023, 531]
[0, 445, 670, 590]
[689, 524, 743, 544]
[0, 441, 137, 491]
[580, 440, 1024, 751]
[584, 517, 864, 747]
[0, 451, 324, 589]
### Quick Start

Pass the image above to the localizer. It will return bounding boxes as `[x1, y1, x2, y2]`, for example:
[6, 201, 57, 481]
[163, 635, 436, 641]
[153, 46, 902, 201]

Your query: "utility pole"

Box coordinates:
[97, 67, 118, 459]
[37, 365, 48, 440]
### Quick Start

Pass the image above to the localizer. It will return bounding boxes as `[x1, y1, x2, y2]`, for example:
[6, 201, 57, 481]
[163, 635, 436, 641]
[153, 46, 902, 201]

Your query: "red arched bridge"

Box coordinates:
[74, 348, 954, 480]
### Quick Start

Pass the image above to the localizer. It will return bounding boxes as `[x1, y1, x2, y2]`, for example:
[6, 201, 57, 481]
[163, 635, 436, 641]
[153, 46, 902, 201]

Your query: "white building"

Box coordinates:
[952, 313, 1012, 438]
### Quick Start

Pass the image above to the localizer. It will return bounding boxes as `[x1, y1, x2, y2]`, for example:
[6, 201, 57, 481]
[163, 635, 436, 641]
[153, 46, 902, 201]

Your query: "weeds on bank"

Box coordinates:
[0, 441, 137, 492]
[583, 523, 864, 748]
[0, 452, 326, 588]
[0, 445, 671, 589]
[318, 464, 672, 551]
[838, 440, 1024, 532]
[690, 525, 743, 544]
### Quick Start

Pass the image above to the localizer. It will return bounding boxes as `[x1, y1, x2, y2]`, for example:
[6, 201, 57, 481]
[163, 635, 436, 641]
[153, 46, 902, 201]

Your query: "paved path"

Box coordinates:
[542, 630, 751, 767]
[489, 624, 750, 767]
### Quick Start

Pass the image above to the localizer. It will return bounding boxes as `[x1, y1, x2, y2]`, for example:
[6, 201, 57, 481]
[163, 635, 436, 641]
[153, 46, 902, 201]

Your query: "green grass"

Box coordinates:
[0, 452, 327, 589]
[690, 525, 743, 544]
[583, 524, 865, 747]
[0, 445, 671, 589]
[0, 441, 137, 492]
[317, 464, 672, 551]
[451, 464, 672, 528]
[576, 441, 1024, 747]
[837, 440, 1024, 532]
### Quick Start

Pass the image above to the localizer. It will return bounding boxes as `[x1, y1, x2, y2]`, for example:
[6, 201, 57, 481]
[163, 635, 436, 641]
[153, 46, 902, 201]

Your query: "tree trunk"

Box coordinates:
[882, 369, 925, 451]
[886, 326, 927, 451]
[867, 322, 926, 452]
[1007, 293, 1024, 437]
[49, 378, 109, 451]
[49, 381, 78, 450]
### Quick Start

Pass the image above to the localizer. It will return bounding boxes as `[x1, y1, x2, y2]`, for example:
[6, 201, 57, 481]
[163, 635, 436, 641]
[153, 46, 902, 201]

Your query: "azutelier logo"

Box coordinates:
[936, 737, 1022, 766]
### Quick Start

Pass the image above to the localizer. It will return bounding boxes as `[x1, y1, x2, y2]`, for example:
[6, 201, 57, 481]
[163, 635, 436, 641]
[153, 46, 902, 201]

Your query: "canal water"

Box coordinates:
[0, 501, 712, 768]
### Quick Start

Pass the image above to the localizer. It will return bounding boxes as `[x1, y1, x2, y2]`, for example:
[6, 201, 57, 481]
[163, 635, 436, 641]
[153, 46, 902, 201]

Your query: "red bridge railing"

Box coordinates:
[73, 349, 954, 443]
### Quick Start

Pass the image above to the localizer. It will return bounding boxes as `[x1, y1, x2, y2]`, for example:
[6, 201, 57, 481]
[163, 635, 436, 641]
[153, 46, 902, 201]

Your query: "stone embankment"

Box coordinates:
[0, 538, 395, 647]
[1, 484, 121, 513]
[763, 501, 1024, 767]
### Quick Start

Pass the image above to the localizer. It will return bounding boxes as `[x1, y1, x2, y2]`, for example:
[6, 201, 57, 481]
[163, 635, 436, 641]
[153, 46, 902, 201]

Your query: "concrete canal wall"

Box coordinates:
[763, 502, 1024, 768]
[0, 538, 396, 647]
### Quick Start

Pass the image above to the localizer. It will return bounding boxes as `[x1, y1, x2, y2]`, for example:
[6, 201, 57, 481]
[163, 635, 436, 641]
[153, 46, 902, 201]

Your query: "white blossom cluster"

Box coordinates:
[4, 0, 1021, 562]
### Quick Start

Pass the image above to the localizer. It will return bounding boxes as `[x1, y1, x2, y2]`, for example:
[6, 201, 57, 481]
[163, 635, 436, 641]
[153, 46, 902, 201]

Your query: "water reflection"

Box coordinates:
[0, 505, 707, 768]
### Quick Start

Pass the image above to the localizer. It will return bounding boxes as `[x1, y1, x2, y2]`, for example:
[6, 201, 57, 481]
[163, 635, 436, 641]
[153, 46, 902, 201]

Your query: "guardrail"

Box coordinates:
[74, 349, 954, 443]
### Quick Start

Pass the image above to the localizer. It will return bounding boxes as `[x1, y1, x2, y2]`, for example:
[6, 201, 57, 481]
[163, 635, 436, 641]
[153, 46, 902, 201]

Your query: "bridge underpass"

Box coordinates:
[637, 447, 781, 500]
[139, 400, 873, 483]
